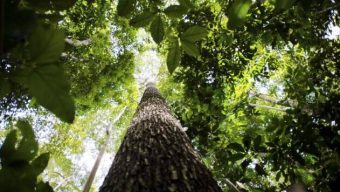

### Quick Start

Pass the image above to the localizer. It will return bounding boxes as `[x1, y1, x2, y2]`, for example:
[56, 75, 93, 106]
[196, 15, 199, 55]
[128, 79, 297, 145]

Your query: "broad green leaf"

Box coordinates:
[117, 0, 136, 17]
[29, 24, 65, 64]
[255, 164, 266, 175]
[227, 0, 252, 29]
[275, 172, 282, 181]
[0, 130, 17, 165]
[150, 15, 164, 44]
[16, 120, 39, 161]
[181, 40, 200, 57]
[32, 153, 50, 175]
[164, 5, 188, 18]
[130, 11, 155, 27]
[253, 135, 262, 151]
[228, 142, 244, 152]
[0, 121, 52, 192]
[241, 159, 250, 169]
[243, 136, 251, 150]
[36, 182, 54, 192]
[180, 26, 208, 42]
[27, 64, 75, 123]
[229, 153, 245, 161]
[167, 38, 181, 74]
[0, 164, 38, 191]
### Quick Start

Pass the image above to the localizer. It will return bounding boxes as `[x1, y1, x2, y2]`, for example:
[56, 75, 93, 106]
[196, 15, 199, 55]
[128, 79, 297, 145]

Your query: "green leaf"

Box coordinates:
[27, 64, 75, 123]
[181, 40, 200, 57]
[255, 164, 266, 175]
[253, 135, 262, 151]
[241, 159, 250, 169]
[180, 26, 208, 42]
[167, 38, 181, 74]
[150, 15, 164, 44]
[164, 5, 188, 18]
[29, 24, 65, 64]
[178, 0, 194, 9]
[16, 120, 38, 161]
[274, 0, 295, 10]
[0, 121, 51, 192]
[243, 136, 251, 150]
[117, 0, 136, 17]
[25, 0, 77, 11]
[129, 11, 156, 27]
[32, 153, 50, 175]
[275, 172, 282, 181]
[36, 182, 54, 192]
[229, 153, 245, 162]
[0, 130, 17, 165]
[228, 142, 244, 152]
[0, 166, 32, 191]
[0, 73, 10, 98]
[227, 0, 252, 29]
[1, 121, 38, 164]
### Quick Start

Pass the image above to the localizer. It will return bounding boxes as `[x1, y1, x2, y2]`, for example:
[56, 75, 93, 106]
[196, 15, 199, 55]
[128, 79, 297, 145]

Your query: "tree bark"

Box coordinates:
[100, 83, 222, 192]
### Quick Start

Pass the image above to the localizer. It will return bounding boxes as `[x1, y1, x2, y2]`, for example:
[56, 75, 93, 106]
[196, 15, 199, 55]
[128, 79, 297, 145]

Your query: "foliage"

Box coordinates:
[1, 0, 76, 122]
[1, 0, 339, 191]
[0, 120, 52, 192]
[157, 0, 339, 191]
[1, 0, 139, 191]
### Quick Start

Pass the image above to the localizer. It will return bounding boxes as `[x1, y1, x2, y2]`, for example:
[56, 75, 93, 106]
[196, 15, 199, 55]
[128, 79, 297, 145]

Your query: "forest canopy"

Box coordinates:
[0, 0, 339, 191]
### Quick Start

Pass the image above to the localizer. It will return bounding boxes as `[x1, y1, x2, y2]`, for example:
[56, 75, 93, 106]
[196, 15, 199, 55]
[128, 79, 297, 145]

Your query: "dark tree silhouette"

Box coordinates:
[100, 83, 221, 192]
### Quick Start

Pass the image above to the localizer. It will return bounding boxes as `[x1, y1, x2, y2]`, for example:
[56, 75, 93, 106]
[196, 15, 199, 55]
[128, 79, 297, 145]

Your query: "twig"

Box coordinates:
[225, 178, 241, 192]
[249, 103, 290, 111]
[317, 3, 340, 14]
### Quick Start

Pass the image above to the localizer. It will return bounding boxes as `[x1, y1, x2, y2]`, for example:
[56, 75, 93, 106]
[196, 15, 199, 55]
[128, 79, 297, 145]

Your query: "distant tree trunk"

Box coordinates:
[100, 83, 221, 192]
[83, 107, 127, 192]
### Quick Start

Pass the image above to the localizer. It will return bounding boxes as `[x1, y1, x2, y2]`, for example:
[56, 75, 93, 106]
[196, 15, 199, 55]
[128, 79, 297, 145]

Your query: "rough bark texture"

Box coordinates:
[100, 84, 222, 192]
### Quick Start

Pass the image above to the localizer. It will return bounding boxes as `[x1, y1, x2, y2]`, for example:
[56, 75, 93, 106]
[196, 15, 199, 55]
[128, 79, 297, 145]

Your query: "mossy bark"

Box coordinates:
[100, 84, 221, 192]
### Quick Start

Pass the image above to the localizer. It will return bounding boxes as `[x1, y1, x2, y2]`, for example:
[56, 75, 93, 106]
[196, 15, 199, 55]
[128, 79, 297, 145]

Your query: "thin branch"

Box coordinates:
[65, 38, 91, 47]
[249, 103, 290, 111]
[82, 107, 127, 192]
[225, 178, 241, 192]
[317, 3, 340, 14]
[249, 90, 280, 104]
[249, 90, 314, 114]
[82, 134, 110, 192]
[53, 172, 73, 191]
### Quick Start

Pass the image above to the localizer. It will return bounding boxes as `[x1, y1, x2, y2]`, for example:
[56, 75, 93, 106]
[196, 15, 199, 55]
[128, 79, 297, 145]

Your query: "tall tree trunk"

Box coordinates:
[100, 83, 221, 192]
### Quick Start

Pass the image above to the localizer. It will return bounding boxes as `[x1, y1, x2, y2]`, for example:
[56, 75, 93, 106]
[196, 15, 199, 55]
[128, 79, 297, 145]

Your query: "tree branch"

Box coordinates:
[249, 90, 280, 104]
[225, 178, 241, 192]
[249, 103, 290, 111]
[82, 107, 127, 192]
[65, 38, 91, 47]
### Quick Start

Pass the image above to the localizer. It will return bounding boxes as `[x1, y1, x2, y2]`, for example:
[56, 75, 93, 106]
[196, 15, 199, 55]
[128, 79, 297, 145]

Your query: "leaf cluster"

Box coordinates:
[0, 121, 52, 192]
